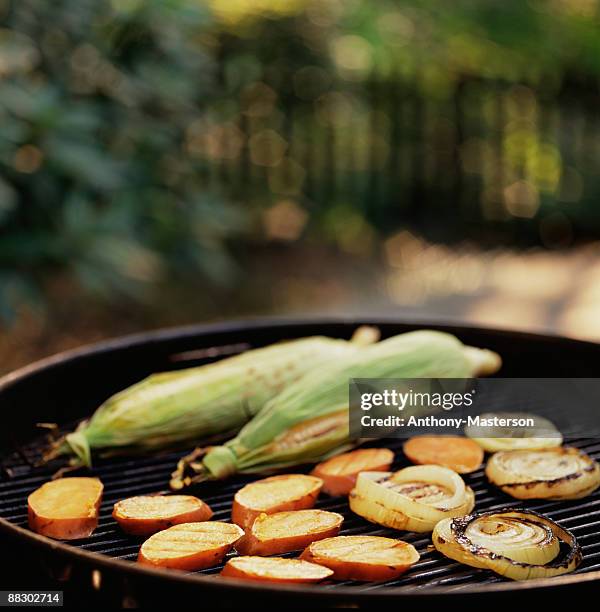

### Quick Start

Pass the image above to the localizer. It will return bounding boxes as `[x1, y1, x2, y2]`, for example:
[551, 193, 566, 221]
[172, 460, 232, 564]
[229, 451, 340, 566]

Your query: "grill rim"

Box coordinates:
[3, 506, 600, 599]
[2, 315, 600, 599]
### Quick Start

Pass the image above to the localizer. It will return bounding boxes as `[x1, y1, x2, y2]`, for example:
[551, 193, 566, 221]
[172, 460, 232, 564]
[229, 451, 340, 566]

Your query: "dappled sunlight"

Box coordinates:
[3, 0, 600, 372]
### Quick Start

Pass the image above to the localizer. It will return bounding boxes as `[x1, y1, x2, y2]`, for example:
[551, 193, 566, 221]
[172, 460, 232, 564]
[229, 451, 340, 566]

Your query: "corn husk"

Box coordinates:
[48, 328, 378, 467]
[171, 330, 501, 487]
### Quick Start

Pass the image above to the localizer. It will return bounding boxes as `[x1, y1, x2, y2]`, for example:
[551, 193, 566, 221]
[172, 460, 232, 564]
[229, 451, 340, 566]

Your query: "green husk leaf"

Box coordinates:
[46, 329, 377, 467]
[173, 330, 501, 486]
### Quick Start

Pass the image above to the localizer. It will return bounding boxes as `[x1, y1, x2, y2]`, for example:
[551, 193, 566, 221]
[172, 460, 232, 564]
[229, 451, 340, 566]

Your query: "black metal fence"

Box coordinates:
[200, 63, 600, 246]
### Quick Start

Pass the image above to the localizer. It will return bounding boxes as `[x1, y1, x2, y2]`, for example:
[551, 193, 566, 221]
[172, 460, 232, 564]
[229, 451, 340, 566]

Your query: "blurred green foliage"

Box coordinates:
[0, 0, 247, 322]
[2, 0, 600, 324]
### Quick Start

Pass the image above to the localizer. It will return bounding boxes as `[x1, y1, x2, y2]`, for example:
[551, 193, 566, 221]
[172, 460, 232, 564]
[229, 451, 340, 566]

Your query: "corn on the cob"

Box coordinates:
[48, 329, 378, 467]
[171, 330, 501, 487]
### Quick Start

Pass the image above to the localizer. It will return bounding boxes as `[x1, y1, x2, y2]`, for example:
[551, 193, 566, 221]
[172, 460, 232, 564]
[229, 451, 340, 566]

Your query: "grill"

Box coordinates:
[1, 318, 600, 607]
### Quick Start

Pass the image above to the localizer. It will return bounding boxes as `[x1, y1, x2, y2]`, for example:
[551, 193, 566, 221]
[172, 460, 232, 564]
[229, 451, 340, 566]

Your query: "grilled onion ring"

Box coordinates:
[486, 447, 600, 500]
[465, 412, 562, 452]
[432, 509, 582, 580]
[349, 465, 475, 533]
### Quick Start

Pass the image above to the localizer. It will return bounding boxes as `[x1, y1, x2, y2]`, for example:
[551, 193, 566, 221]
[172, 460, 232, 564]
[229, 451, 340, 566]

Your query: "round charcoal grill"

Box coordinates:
[1, 318, 600, 608]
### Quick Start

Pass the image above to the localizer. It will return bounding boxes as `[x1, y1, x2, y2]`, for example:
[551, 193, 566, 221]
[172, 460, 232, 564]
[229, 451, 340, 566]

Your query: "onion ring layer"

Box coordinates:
[465, 412, 562, 452]
[486, 447, 600, 500]
[432, 509, 582, 580]
[349, 465, 475, 533]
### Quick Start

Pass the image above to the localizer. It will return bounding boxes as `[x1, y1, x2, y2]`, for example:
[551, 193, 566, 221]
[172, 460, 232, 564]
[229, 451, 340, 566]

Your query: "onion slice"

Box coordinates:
[432, 509, 582, 580]
[486, 447, 600, 500]
[465, 412, 562, 452]
[349, 465, 475, 533]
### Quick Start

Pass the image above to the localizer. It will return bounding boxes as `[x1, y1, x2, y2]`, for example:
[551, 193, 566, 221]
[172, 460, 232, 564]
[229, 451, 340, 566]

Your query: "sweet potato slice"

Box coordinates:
[221, 556, 333, 583]
[235, 510, 343, 556]
[301, 535, 420, 581]
[403, 435, 483, 473]
[311, 448, 394, 496]
[138, 521, 244, 571]
[113, 495, 213, 536]
[28, 477, 103, 540]
[232, 474, 323, 530]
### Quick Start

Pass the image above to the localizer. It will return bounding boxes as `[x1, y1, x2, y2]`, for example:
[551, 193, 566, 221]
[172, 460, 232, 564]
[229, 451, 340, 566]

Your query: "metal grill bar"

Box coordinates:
[1, 433, 599, 593]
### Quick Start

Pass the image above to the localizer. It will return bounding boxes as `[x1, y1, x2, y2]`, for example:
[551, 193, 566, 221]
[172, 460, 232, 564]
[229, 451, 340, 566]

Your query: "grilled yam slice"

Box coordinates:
[113, 495, 213, 536]
[311, 448, 394, 496]
[28, 477, 103, 540]
[232, 474, 322, 530]
[221, 556, 333, 583]
[235, 509, 343, 556]
[301, 535, 420, 581]
[138, 522, 243, 570]
[403, 436, 483, 474]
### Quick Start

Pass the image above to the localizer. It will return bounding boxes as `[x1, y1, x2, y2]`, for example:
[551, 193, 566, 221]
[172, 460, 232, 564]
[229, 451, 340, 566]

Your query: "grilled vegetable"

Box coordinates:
[172, 331, 501, 487]
[465, 412, 562, 452]
[48, 329, 376, 467]
[311, 448, 394, 496]
[235, 510, 343, 556]
[138, 522, 243, 571]
[486, 447, 600, 500]
[403, 436, 483, 473]
[232, 474, 322, 530]
[432, 510, 582, 580]
[301, 535, 419, 581]
[28, 477, 103, 540]
[113, 495, 213, 536]
[349, 466, 475, 532]
[221, 556, 333, 584]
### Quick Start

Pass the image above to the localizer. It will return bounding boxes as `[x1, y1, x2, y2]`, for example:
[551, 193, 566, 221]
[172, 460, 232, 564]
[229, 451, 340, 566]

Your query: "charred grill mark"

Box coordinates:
[498, 471, 584, 488]
[497, 468, 597, 490]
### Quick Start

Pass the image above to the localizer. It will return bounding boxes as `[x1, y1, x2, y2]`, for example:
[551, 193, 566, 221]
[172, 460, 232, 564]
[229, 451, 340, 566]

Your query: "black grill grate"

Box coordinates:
[1, 434, 600, 592]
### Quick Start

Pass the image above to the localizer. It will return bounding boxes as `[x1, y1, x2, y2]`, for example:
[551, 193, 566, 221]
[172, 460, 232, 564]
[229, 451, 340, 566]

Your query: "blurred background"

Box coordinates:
[1, 0, 600, 375]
